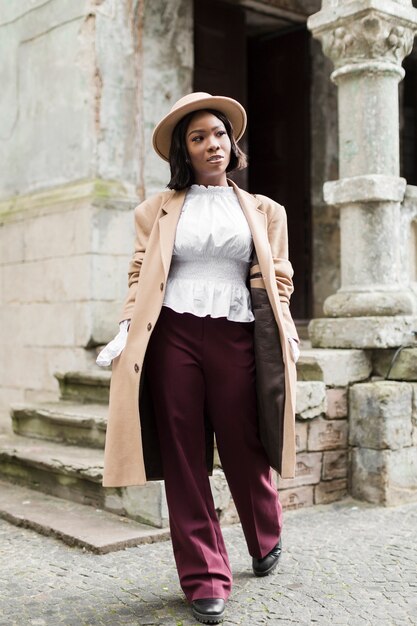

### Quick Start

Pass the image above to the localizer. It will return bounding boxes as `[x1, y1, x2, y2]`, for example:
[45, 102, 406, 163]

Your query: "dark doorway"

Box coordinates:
[193, 0, 312, 322]
[248, 27, 311, 321]
[194, 0, 248, 188]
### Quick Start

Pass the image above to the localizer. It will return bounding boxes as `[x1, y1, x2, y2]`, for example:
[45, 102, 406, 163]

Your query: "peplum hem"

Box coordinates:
[163, 277, 254, 322]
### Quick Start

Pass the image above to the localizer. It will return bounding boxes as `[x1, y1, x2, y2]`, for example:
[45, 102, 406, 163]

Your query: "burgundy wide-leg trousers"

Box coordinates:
[145, 306, 282, 602]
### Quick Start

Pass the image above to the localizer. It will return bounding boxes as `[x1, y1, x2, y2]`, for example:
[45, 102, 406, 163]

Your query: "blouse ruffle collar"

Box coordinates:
[189, 184, 234, 194]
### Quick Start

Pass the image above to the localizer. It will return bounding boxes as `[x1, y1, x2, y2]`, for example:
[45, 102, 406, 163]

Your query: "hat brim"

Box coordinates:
[152, 95, 247, 162]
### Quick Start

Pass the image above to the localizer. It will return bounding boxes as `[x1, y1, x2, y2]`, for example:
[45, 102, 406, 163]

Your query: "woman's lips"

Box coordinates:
[207, 155, 223, 162]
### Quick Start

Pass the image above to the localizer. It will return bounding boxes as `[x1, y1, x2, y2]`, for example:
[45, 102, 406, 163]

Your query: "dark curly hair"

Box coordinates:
[167, 108, 247, 190]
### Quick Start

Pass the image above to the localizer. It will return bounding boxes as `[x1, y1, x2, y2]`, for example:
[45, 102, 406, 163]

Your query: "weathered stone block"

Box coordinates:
[296, 381, 326, 419]
[23, 210, 82, 262]
[85, 301, 123, 346]
[0, 344, 86, 398]
[387, 447, 417, 506]
[309, 316, 417, 350]
[55, 370, 111, 404]
[91, 254, 128, 301]
[91, 207, 134, 255]
[106, 481, 169, 528]
[372, 348, 417, 381]
[0, 388, 24, 430]
[326, 388, 348, 418]
[0, 221, 25, 264]
[349, 382, 413, 450]
[279, 486, 314, 511]
[301, 349, 371, 386]
[45, 347, 92, 391]
[106, 470, 237, 528]
[296, 355, 323, 381]
[295, 421, 308, 452]
[210, 470, 238, 525]
[351, 447, 417, 506]
[278, 452, 322, 489]
[322, 450, 348, 480]
[315, 479, 347, 504]
[3, 257, 91, 304]
[25, 389, 57, 405]
[308, 417, 348, 451]
[0, 346, 34, 389]
[20, 302, 76, 347]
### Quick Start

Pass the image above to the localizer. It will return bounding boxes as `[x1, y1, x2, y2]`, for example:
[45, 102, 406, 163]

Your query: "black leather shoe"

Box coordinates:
[191, 598, 226, 624]
[252, 538, 282, 577]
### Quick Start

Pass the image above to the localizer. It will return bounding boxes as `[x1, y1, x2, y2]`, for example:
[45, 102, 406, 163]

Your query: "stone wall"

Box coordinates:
[0, 0, 193, 427]
[277, 349, 371, 511]
[0, 0, 143, 200]
[0, 182, 139, 424]
[0, 0, 142, 424]
[141, 0, 193, 197]
[212, 349, 372, 521]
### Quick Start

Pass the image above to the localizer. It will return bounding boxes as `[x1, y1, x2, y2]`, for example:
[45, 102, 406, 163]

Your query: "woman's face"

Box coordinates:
[185, 111, 231, 186]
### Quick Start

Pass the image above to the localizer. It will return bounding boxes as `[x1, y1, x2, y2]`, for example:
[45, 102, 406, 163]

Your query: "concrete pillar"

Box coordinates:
[307, 0, 417, 348]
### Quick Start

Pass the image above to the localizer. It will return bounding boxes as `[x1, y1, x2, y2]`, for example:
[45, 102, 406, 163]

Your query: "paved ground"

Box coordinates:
[1, 498, 417, 626]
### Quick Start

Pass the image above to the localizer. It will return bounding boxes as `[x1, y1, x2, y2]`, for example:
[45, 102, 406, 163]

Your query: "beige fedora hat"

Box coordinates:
[152, 92, 247, 162]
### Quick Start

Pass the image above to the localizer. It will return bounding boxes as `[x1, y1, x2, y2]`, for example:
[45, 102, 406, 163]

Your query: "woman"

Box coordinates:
[97, 92, 299, 624]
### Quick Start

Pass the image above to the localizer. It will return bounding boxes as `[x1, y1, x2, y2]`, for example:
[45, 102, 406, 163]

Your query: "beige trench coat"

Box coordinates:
[103, 179, 298, 487]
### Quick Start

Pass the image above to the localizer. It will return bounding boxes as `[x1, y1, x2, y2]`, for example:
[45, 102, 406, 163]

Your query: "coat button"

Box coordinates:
[134, 363, 139, 373]
[160, 282, 164, 291]
[147, 322, 152, 331]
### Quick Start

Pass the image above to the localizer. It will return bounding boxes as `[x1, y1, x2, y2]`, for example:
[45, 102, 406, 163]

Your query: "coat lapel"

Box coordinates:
[227, 179, 273, 291]
[228, 179, 290, 353]
[158, 189, 187, 279]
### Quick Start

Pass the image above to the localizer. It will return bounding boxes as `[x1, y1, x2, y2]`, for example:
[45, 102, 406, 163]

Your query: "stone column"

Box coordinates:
[307, 0, 417, 349]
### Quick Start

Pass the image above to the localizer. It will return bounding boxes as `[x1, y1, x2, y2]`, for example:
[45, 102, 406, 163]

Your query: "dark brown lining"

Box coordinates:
[250, 285, 285, 474]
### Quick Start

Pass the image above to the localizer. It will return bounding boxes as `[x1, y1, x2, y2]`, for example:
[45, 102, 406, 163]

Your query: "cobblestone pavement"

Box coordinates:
[1, 498, 417, 626]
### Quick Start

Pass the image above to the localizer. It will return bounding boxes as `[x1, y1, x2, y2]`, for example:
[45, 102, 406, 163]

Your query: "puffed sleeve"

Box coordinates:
[267, 201, 299, 343]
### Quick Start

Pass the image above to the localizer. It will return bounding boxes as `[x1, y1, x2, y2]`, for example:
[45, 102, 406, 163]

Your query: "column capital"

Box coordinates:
[308, 1, 417, 79]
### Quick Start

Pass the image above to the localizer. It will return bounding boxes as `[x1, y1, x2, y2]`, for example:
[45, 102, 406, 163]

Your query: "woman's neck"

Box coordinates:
[194, 173, 229, 187]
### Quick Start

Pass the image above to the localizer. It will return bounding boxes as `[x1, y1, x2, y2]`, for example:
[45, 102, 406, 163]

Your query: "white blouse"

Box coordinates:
[96, 185, 300, 367]
[163, 183, 254, 322]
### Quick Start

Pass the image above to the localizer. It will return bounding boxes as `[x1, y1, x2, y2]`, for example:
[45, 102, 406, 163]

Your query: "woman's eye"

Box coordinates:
[192, 136, 203, 142]
[218, 131, 226, 136]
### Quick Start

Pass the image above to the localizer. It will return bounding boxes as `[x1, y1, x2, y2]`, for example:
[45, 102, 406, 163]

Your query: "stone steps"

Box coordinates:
[11, 401, 107, 448]
[0, 432, 236, 529]
[55, 370, 111, 404]
[0, 433, 169, 527]
[0, 480, 170, 554]
[0, 366, 165, 547]
[0, 354, 350, 547]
